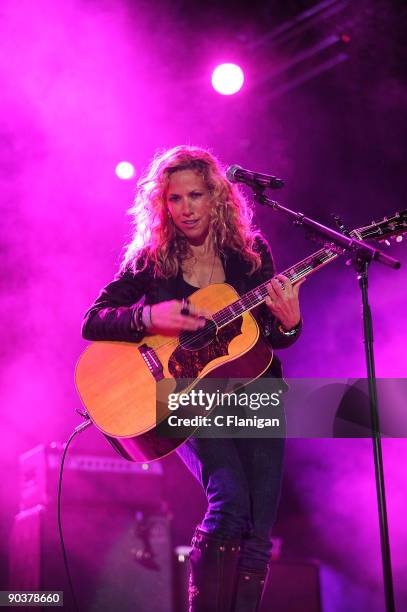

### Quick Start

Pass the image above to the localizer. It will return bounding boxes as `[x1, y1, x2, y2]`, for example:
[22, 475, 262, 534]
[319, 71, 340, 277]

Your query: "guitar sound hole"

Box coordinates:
[179, 319, 217, 351]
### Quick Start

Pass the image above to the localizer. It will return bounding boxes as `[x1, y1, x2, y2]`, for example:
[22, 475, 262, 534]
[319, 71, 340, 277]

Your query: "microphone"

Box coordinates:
[226, 164, 284, 189]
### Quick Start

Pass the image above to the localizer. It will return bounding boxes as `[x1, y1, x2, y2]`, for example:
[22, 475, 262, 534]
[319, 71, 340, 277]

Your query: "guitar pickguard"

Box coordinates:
[168, 317, 243, 379]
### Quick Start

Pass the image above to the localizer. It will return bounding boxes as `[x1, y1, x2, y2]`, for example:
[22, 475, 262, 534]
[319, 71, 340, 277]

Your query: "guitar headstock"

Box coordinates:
[354, 210, 407, 245]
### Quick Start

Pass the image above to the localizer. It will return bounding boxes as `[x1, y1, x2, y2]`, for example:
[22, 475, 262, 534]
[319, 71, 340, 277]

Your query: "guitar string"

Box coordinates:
[146, 219, 403, 354]
[213, 243, 341, 319]
[154, 271, 310, 353]
[150, 257, 332, 354]
[162, 245, 343, 352]
[152, 249, 338, 353]
[207, 219, 401, 331]
[187, 219, 405, 336]
[214, 253, 335, 326]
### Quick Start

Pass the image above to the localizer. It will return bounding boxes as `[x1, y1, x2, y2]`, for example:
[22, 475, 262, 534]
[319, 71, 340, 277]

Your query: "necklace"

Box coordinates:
[185, 250, 217, 288]
[206, 250, 216, 286]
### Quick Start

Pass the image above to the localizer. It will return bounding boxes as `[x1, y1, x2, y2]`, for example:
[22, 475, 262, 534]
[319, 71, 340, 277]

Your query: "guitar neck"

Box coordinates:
[212, 205, 407, 329]
[212, 235, 356, 329]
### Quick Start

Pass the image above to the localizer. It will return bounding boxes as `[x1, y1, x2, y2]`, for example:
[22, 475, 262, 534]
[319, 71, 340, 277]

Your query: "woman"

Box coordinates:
[82, 145, 304, 611]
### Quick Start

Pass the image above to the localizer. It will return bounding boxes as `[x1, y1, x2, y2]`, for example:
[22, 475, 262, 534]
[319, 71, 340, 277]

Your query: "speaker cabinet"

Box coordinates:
[10, 502, 173, 611]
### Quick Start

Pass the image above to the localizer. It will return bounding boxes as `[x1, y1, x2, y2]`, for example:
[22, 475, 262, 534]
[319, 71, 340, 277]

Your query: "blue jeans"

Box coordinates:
[176, 436, 285, 573]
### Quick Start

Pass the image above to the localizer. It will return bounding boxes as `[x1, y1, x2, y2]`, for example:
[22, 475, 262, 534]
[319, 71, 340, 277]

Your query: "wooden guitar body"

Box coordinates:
[75, 283, 273, 462]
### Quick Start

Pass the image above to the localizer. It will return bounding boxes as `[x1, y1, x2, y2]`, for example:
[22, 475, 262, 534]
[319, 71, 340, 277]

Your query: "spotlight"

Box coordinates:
[115, 161, 135, 180]
[211, 63, 244, 95]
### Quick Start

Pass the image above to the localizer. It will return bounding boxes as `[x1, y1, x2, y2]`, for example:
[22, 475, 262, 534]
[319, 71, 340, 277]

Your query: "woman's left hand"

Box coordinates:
[265, 274, 305, 330]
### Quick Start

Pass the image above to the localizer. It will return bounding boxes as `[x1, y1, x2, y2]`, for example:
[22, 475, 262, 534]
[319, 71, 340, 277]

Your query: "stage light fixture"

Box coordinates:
[115, 161, 135, 180]
[211, 63, 244, 95]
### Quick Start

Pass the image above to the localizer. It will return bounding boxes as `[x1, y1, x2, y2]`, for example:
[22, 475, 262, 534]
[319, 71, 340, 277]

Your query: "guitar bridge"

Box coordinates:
[138, 343, 164, 381]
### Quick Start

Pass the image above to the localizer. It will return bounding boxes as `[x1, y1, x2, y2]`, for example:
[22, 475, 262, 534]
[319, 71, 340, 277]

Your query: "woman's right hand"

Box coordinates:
[142, 300, 212, 334]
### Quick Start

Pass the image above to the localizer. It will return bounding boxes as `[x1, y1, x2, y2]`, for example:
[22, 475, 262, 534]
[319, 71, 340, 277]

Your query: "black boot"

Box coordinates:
[231, 566, 268, 612]
[188, 526, 241, 612]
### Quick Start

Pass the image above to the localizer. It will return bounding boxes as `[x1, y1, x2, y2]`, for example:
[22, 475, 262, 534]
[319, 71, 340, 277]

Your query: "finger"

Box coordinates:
[175, 315, 206, 330]
[174, 317, 196, 331]
[178, 300, 211, 319]
[266, 281, 278, 298]
[188, 304, 212, 319]
[190, 316, 207, 330]
[275, 274, 293, 295]
[293, 277, 306, 296]
[179, 298, 191, 316]
[174, 300, 186, 314]
[266, 285, 283, 311]
[265, 295, 279, 313]
[270, 278, 287, 299]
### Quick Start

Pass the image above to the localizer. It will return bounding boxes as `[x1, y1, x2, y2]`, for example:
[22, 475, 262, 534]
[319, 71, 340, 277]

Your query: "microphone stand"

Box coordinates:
[253, 188, 400, 612]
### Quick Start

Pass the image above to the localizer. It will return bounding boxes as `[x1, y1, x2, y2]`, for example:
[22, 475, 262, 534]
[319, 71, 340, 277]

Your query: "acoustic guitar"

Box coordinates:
[75, 211, 406, 462]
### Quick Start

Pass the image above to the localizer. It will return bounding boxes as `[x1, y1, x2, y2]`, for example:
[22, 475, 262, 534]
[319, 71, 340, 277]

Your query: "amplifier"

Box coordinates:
[9, 503, 173, 612]
[19, 443, 163, 510]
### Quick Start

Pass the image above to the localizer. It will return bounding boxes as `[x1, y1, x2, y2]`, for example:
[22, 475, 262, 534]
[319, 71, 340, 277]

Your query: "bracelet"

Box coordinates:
[132, 303, 146, 334]
[142, 304, 153, 329]
[277, 320, 301, 336]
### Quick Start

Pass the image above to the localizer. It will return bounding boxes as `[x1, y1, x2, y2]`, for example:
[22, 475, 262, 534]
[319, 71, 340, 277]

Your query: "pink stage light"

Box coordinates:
[211, 63, 244, 95]
[115, 161, 135, 180]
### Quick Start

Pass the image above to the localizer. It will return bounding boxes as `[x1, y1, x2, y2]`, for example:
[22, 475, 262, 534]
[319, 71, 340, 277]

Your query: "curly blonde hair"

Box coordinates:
[120, 145, 262, 278]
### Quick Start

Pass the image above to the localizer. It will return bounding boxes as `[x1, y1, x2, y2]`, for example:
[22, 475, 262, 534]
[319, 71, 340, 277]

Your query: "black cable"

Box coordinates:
[57, 418, 93, 612]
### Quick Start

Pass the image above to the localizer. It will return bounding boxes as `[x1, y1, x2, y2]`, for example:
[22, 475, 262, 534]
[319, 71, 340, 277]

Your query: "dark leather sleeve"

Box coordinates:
[81, 266, 153, 343]
[255, 235, 302, 349]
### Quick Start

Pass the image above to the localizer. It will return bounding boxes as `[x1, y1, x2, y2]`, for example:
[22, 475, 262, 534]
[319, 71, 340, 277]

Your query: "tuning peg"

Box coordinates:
[331, 213, 350, 236]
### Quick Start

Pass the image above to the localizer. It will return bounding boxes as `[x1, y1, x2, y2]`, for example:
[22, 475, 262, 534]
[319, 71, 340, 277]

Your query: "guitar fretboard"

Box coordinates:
[212, 240, 350, 329]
